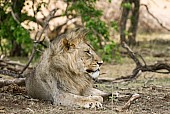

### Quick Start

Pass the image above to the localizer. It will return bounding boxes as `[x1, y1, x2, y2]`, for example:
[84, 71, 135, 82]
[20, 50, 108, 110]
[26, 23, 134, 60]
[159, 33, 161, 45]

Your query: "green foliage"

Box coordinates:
[111, 21, 119, 32]
[102, 42, 115, 62]
[0, 5, 32, 56]
[108, 0, 112, 3]
[68, 0, 119, 62]
[122, 2, 132, 10]
[0, 0, 120, 62]
[14, 25, 32, 54]
[101, 41, 121, 62]
[86, 32, 100, 49]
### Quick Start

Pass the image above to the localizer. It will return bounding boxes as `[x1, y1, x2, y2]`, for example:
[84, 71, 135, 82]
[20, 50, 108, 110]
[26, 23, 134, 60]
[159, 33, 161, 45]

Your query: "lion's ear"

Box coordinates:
[63, 38, 78, 51]
[62, 38, 68, 46]
[62, 38, 70, 51]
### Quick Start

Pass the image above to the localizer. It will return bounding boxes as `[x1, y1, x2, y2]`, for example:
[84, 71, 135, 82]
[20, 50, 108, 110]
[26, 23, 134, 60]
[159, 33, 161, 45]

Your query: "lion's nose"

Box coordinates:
[97, 61, 103, 66]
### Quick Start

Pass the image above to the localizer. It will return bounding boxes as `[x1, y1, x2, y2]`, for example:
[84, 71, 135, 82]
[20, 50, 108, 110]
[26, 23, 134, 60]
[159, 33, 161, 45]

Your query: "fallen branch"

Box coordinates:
[0, 59, 33, 78]
[116, 93, 140, 111]
[0, 78, 25, 88]
[0, 59, 32, 72]
[0, 70, 22, 78]
[112, 42, 170, 82]
[122, 42, 142, 67]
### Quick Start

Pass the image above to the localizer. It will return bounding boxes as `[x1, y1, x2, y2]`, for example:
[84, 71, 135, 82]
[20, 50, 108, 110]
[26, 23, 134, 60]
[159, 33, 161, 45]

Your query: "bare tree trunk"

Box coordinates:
[120, 0, 131, 45]
[128, 0, 140, 45]
[120, 0, 140, 46]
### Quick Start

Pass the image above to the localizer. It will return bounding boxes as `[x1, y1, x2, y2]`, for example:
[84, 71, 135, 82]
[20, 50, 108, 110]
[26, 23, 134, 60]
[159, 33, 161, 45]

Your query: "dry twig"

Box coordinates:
[19, 9, 57, 75]
[141, 4, 170, 32]
[11, 7, 20, 24]
[116, 93, 140, 111]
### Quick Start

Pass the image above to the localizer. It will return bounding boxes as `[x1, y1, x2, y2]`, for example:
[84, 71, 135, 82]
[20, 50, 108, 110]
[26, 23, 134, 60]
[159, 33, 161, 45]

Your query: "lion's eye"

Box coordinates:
[84, 50, 91, 54]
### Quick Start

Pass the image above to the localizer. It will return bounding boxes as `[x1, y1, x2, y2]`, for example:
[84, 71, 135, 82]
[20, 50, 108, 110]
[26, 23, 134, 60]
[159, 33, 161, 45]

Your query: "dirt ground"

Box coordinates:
[0, 83, 170, 114]
[0, 35, 170, 114]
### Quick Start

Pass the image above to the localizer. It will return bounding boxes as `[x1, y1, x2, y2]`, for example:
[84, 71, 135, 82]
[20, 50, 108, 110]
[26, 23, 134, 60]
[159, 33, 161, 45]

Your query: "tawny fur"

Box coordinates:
[26, 28, 107, 108]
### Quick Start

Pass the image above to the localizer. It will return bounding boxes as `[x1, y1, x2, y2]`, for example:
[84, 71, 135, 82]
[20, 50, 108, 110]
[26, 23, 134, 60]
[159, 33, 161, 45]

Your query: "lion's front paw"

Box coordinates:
[88, 95, 103, 102]
[83, 101, 103, 109]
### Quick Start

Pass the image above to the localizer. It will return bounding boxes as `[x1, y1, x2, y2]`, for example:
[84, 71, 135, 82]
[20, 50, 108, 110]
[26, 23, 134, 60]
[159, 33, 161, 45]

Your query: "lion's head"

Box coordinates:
[36, 28, 103, 95]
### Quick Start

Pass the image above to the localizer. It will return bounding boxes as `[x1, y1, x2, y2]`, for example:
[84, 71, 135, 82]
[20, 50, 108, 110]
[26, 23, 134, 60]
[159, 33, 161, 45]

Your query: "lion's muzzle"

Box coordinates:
[86, 69, 100, 79]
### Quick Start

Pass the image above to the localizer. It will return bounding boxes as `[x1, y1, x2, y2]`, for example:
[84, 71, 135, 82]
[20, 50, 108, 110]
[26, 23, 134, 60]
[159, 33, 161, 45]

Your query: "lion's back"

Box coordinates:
[26, 70, 53, 102]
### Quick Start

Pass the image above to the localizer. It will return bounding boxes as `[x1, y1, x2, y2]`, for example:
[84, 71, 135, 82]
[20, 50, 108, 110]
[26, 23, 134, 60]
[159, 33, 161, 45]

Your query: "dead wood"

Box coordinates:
[0, 78, 25, 88]
[0, 70, 22, 78]
[116, 93, 140, 111]
[97, 42, 170, 83]
[0, 59, 33, 72]
[141, 4, 170, 32]
[114, 42, 170, 81]
[0, 59, 32, 78]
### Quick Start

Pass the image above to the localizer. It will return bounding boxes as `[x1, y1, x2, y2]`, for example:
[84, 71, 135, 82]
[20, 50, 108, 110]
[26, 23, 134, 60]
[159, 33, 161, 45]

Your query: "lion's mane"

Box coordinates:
[28, 28, 94, 98]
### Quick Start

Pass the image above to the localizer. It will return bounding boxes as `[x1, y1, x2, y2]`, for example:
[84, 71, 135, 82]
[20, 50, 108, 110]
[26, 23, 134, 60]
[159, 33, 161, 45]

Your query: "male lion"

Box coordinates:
[26, 28, 108, 108]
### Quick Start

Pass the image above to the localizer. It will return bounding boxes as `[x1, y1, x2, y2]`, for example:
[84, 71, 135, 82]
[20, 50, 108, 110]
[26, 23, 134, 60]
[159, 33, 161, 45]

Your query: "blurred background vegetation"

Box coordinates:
[0, 0, 169, 63]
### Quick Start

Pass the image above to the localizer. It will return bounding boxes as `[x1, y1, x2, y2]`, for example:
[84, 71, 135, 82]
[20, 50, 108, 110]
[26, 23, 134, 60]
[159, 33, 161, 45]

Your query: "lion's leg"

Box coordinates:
[83, 88, 111, 101]
[53, 90, 103, 109]
[84, 88, 108, 96]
